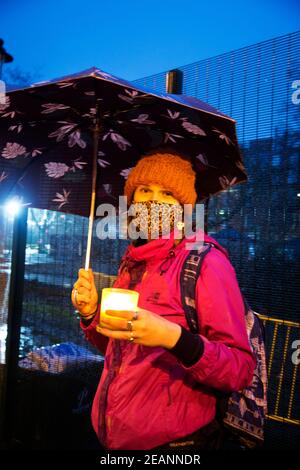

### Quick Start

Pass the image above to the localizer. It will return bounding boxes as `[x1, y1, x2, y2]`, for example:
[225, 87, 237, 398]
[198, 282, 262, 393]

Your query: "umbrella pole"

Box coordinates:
[84, 121, 100, 271]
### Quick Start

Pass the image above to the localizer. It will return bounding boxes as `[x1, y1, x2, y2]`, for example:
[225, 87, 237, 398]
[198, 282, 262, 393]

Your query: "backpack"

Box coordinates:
[180, 241, 268, 449]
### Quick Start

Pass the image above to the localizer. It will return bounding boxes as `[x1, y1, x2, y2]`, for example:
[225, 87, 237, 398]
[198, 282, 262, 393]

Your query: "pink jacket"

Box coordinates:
[81, 229, 255, 450]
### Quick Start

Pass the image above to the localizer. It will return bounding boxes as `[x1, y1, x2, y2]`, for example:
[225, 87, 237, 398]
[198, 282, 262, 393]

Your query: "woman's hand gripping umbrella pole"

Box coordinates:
[71, 116, 100, 321]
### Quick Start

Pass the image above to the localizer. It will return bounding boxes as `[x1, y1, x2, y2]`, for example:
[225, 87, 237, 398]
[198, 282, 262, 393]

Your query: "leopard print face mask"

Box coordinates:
[128, 200, 184, 240]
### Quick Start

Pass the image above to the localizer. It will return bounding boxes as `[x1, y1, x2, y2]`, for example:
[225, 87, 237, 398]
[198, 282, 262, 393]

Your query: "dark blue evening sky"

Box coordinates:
[1, 0, 300, 83]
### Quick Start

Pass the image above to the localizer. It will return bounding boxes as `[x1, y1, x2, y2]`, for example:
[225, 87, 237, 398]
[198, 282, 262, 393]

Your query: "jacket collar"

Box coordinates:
[125, 227, 229, 265]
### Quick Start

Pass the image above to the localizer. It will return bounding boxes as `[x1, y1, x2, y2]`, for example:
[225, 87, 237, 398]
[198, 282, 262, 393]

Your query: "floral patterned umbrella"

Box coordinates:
[0, 67, 247, 267]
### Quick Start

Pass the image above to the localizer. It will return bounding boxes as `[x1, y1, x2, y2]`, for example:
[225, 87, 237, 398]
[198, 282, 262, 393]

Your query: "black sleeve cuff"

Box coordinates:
[168, 326, 205, 367]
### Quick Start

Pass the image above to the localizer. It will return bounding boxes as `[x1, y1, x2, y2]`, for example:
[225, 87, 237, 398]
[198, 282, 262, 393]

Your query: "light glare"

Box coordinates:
[5, 199, 22, 216]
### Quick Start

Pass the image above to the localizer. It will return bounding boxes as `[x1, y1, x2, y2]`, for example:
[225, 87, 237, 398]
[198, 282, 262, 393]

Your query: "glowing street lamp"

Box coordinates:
[4, 198, 22, 217]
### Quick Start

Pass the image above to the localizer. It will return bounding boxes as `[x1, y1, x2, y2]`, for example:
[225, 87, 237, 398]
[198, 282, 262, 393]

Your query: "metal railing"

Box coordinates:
[259, 314, 300, 425]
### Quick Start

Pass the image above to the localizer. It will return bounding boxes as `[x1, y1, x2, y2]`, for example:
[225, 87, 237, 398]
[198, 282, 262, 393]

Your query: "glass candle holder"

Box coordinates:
[96, 288, 139, 332]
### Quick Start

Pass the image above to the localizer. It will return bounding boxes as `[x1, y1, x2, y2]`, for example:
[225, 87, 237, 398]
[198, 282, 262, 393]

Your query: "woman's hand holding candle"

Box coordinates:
[98, 308, 182, 349]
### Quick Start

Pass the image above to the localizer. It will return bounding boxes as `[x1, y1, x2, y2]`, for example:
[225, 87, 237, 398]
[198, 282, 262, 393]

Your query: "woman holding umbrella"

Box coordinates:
[71, 149, 255, 451]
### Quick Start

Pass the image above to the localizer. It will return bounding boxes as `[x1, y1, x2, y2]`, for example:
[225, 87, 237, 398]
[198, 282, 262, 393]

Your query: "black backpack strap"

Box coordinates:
[181, 242, 232, 425]
[180, 242, 215, 334]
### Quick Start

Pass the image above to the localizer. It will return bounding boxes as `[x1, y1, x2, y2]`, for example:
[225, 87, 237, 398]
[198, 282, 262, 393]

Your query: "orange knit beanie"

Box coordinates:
[124, 152, 197, 207]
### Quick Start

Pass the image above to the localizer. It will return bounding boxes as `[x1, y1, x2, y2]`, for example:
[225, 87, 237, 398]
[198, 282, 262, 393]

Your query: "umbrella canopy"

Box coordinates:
[0, 67, 247, 216]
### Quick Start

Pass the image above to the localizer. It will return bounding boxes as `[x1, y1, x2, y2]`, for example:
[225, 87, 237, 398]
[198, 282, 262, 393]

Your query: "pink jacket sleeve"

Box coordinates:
[180, 247, 256, 393]
[80, 305, 109, 356]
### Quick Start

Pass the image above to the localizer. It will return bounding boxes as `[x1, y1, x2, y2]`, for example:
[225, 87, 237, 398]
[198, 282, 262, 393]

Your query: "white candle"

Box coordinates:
[96, 288, 139, 331]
